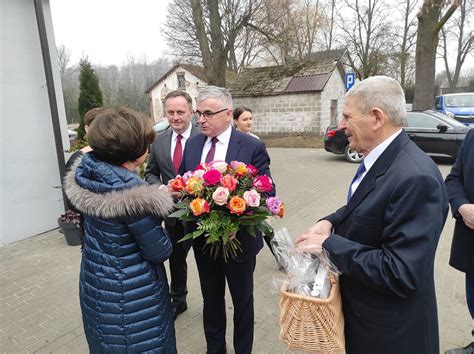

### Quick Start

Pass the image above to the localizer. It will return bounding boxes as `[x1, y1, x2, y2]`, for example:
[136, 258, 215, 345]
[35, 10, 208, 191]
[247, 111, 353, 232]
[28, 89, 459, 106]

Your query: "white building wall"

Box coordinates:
[320, 70, 346, 128]
[1, 0, 69, 245]
[149, 67, 207, 122]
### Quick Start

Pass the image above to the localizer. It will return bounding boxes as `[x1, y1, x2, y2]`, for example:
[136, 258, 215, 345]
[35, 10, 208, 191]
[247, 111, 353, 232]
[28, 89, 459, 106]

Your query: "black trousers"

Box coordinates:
[165, 221, 191, 308]
[193, 245, 256, 354]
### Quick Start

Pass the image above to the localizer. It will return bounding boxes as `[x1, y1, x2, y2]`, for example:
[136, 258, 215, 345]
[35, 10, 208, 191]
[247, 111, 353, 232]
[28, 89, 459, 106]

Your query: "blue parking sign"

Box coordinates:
[345, 73, 356, 91]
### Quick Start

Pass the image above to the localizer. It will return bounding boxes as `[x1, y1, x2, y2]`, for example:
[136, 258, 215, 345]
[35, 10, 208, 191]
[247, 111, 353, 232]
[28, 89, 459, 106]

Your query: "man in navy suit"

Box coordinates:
[178, 86, 274, 354]
[296, 76, 448, 354]
[445, 128, 474, 354]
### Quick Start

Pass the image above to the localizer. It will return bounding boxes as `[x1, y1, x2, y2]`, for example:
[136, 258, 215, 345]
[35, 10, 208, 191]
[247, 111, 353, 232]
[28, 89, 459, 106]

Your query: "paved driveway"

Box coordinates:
[0, 148, 470, 353]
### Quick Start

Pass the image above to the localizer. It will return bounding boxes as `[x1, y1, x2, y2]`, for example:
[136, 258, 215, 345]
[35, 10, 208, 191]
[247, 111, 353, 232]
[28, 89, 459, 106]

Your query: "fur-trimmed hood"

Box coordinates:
[64, 153, 174, 220]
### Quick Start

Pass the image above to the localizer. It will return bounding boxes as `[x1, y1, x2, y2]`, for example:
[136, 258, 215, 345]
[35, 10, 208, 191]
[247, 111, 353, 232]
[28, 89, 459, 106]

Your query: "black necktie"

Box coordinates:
[347, 162, 366, 202]
[205, 137, 219, 163]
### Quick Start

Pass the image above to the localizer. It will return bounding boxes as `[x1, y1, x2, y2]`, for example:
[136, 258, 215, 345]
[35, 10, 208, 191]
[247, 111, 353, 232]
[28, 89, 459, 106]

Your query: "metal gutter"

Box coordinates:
[34, 0, 69, 210]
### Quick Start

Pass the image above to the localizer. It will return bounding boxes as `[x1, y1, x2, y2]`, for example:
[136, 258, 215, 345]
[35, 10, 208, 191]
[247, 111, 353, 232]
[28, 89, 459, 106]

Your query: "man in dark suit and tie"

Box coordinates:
[145, 90, 200, 320]
[296, 76, 448, 354]
[178, 86, 274, 354]
[445, 128, 474, 354]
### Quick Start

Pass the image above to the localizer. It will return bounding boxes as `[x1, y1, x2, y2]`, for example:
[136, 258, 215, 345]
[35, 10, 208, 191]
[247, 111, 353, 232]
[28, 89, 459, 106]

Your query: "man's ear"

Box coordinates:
[372, 107, 385, 131]
[226, 109, 233, 122]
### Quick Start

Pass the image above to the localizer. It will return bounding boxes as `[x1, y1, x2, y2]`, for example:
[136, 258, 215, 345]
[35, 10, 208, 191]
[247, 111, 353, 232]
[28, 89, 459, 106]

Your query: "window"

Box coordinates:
[177, 72, 185, 88]
[406, 113, 444, 129]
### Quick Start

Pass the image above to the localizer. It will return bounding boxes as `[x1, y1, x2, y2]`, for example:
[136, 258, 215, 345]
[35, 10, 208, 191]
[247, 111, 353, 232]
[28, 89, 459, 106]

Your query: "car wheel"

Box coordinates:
[344, 145, 364, 163]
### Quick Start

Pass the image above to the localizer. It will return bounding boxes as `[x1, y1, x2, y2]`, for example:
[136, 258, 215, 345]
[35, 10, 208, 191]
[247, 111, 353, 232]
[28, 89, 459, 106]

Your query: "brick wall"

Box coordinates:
[233, 70, 344, 135]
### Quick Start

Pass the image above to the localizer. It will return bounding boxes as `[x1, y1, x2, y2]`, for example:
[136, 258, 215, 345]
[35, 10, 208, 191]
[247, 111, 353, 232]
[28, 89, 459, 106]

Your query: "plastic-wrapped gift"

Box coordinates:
[271, 228, 345, 353]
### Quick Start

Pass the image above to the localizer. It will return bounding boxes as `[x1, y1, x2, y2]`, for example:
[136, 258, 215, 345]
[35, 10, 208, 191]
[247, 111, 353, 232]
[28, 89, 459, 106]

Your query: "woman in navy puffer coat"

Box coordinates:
[64, 108, 176, 353]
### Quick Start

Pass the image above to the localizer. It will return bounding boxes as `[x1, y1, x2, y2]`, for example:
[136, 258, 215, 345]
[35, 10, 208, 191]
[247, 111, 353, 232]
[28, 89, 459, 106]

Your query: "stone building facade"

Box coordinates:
[146, 64, 208, 122]
[229, 49, 348, 135]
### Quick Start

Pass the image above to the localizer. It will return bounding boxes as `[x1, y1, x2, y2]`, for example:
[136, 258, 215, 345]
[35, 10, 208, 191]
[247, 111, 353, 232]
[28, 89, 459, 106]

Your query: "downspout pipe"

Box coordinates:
[34, 0, 69, 211]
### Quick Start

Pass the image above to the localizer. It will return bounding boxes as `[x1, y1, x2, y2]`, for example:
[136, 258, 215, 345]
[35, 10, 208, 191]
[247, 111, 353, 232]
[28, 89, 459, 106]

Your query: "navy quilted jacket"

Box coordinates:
[64, 153, 177, 353]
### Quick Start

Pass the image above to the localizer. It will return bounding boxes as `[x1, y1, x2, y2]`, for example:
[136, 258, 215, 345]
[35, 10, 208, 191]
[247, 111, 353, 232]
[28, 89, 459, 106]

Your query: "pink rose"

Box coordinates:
[243, 189, 261, 207]
[253, 175, 273, 193]
[203, 169, 222, 186]
[246, 164, 259, 176]
[212, 187, 230, 206]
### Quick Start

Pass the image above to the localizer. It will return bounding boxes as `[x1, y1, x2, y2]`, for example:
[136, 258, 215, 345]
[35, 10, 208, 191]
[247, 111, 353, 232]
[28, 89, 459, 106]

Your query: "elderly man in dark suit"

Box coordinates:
[296, 76, 448, 354]
[145, 90, 199, 320]
[178, 86, 274, 354]
[445, 128, 474, 354]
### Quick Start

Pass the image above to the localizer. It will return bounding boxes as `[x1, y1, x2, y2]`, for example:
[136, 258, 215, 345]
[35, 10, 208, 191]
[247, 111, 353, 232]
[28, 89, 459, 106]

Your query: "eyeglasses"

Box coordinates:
[194, 108, 228, 120]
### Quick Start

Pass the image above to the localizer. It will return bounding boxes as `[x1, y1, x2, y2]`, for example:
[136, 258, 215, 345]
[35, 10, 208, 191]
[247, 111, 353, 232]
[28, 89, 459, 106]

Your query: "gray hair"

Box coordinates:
[346, 76, 406, 126]
[197, 86, 233, 109]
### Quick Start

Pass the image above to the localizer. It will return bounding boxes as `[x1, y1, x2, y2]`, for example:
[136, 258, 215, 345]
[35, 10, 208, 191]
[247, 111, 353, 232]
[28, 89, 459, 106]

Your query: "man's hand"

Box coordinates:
[294, 220, 333, 254]
[459, 203, 474, 230]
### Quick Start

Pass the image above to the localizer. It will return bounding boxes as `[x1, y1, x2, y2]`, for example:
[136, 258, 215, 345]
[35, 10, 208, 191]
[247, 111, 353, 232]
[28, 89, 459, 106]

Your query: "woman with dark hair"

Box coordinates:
[64, 107, 177, 353]
[233, 106, 259, 139]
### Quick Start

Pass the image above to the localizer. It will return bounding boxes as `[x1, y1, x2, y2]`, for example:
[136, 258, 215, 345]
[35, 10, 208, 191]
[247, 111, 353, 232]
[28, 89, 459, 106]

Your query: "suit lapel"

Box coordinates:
[189, 134, 207, 170]
[339, 131, 410, 223]
[225, 129, 242, 163]
[162, 130, 174, 173]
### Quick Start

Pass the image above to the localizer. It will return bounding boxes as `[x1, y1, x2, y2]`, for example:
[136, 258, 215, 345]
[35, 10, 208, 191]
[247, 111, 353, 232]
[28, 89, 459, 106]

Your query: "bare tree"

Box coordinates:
[339, 0, 394, 79]
[164, 0, 256, 85]
[246, 0, 325, 65]
[413, 0, 459, 110]
[57, 44, 71, 75]
[395, 0, 419, 89]
[439, 0, 473, 91]
[321, 0, 336, 51]
[163, 0, 201, 63]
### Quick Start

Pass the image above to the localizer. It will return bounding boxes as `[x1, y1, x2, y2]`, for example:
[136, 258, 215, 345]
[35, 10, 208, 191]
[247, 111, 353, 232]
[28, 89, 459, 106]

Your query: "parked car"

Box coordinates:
[152, 120, 170, 133]
[153, 116, 199, 134]
[68, 129, 78, 141]
[324, 110, 470, 163]
[324, 125, 364, 163]
[435, 93, 474, 127]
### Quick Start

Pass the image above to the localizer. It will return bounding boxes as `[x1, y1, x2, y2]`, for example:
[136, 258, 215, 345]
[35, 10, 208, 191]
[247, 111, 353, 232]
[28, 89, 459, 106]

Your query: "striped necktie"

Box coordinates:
[347, 162, 366, 202]
[205, 137, 219, 163]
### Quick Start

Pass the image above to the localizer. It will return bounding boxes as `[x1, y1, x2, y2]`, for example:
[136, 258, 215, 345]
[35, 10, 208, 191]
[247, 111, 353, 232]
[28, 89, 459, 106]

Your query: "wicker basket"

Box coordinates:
[279, 276, 345, 353]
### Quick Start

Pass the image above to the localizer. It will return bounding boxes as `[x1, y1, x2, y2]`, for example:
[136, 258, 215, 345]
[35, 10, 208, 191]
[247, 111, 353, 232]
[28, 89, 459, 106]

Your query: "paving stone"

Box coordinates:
[0, 149, 470, 353]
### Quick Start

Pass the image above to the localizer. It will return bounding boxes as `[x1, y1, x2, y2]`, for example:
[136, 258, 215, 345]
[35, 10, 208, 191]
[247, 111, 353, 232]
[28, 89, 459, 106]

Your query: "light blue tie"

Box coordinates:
[347, 162, 366, 202]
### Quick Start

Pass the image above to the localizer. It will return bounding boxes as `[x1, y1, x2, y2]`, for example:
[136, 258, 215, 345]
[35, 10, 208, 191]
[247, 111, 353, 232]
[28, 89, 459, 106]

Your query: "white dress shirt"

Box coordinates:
[350, 129, 402, 195]
[200, 125, 233, 163]
[170, 124, 192, 161]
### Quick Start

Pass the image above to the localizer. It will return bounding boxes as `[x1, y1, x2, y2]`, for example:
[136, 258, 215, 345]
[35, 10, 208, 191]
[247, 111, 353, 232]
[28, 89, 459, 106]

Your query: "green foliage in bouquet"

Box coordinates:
[168, 161, 284, 261]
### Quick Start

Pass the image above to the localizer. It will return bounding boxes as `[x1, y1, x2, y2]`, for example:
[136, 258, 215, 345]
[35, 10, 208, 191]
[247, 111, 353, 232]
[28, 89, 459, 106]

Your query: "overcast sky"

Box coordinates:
[50, 1, 473, 74]
[50, 0, 171, 66]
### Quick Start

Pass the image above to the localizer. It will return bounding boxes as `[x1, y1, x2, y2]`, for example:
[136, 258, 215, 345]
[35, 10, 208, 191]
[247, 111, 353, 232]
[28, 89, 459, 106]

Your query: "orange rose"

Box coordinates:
[220, 174, 238, 192]
[277, 203, 285, 218]
[228, 196, 246, 215]
[170, 176, 185, 191]
[185, 176, 204, 195]
[189, 198, 210, 216]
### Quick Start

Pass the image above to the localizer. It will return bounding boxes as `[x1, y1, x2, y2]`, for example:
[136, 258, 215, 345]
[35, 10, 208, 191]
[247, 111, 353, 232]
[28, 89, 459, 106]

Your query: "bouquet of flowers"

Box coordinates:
[169, 160, 284, 260]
